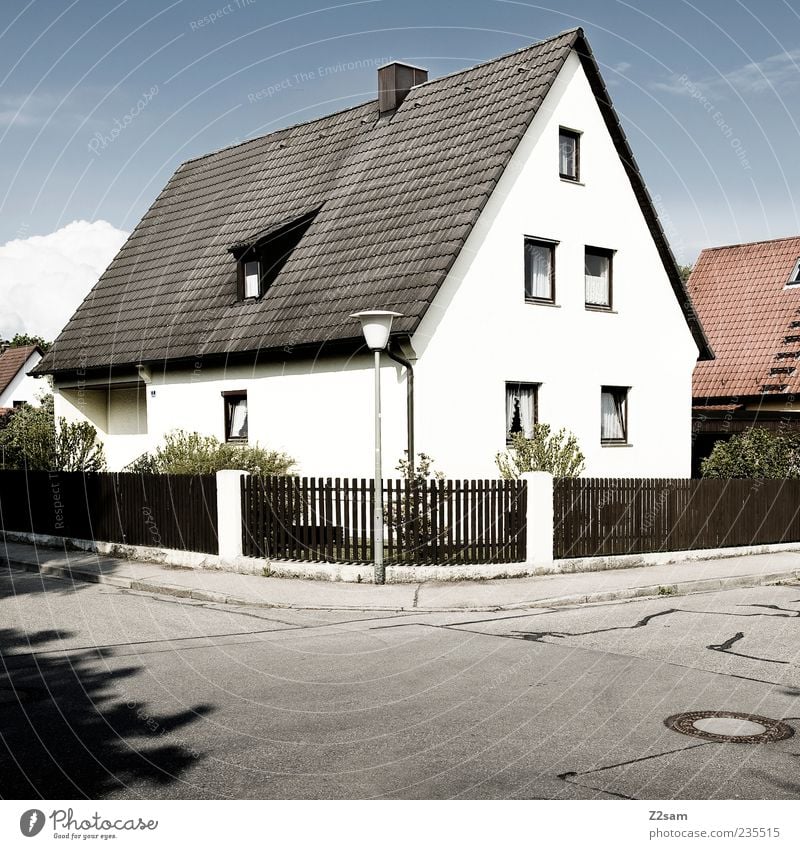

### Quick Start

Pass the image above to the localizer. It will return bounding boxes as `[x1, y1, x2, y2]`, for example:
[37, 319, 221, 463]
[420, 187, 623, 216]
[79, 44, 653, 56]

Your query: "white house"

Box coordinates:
[37, 29, 711, 477]
[0, 345, 45, 411]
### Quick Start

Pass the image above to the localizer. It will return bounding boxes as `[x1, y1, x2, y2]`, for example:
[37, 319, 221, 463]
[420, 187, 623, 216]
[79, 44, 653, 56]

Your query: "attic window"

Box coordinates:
[559, 128, 580, 181]
[788, 259, 800, 286]
[230, 207, 321, 302]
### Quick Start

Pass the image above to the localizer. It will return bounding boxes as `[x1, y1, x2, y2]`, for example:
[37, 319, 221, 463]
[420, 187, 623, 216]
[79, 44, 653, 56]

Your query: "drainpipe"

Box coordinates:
[385, 340, 414, 476]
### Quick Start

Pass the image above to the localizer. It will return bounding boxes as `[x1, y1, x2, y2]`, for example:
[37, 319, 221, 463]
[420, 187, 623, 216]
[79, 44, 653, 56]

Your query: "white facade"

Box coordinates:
[54, 51, 698, 478]
[0, 348, 46, 408]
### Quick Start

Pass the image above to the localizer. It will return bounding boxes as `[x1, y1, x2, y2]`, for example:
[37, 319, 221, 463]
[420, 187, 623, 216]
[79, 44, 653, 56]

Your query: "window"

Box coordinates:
[524, 238, 556, 302]
[788, 259, 800, 286]
[559, 128, 580, 181]
[585, 247, 613, 309]
[223, 391, 248, 442]
[601, 386, 628, 444]
[243, 261, 261, 299]
[505, 382, 538, 441]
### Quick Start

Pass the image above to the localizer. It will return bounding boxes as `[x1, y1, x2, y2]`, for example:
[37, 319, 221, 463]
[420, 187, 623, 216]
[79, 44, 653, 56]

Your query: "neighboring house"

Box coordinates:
[689, 235, 800, 474]
[35, 28, 710, 477]
[0, 345, 45, 412]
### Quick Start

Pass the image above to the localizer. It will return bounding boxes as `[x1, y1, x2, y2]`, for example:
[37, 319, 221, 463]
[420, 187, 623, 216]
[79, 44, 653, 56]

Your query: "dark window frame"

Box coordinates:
[585, 245, 615, 310]
[505, 381, 540, 444]
[600, 385, 629, 445]
[524, 237, 557, 304]
[788, 258, 800, 286]
[222, 390, 248, 443]
[559, 127, 581, 181]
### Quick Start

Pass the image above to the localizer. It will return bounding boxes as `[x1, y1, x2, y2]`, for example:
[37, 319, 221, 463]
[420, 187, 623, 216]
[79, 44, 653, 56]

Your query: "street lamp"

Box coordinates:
[351, 309, 403, 584]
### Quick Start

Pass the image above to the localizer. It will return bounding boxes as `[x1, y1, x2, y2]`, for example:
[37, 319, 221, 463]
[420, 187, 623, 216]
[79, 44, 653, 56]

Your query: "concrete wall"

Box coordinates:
[53, 49, 697, 478]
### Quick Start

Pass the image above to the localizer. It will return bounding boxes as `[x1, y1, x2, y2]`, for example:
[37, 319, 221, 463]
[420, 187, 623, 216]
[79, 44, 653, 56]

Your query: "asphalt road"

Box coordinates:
[1, 566, 799, 799]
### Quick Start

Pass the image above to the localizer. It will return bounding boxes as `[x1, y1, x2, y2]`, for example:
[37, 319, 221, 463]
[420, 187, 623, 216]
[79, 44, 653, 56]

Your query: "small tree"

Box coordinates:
[495, 423, 585, 479]
[0, 395, 105, 471]
[701, 428, 800, 478]
[126, 429, 295, 476]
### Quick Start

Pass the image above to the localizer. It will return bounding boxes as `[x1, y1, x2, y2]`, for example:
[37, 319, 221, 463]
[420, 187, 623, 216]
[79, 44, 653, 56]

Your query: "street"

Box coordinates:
[1, 566, 799, 800]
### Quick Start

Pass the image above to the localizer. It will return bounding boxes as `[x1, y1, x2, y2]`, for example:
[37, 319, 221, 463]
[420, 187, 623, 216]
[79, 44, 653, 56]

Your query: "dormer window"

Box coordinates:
[788, 259, 800, 286]
[230, 206, 321, 303]
[243, 260, 261, 299]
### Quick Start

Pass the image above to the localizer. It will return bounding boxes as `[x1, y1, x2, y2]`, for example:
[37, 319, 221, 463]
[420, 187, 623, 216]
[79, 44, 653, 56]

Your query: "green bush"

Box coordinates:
[701, 428, 800, 478]
[126, 429, 296, 476]
[0, 394, 105, 471]
[495, 423, 585, 479]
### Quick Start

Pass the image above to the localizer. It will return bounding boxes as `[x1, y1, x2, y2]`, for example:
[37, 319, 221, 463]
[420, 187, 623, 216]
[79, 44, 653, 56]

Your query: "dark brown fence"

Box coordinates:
[554, 477, 800, 558]
[242, 477, 527, 564]
[0, 470, 218, 554]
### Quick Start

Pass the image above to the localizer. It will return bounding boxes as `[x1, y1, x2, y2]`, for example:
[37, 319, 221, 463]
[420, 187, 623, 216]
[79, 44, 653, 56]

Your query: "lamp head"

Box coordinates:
[350, 310, 403, 351]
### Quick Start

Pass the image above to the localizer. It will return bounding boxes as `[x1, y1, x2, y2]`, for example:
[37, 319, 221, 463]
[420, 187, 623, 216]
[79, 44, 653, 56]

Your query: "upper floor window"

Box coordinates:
[524, 237, 556, 303]
[243, 260, 261, 299]
[788, 258, 800, 286]
[223, 391, 248, 442]
[585, 247, 614, 309]
[559, 128, 580, 181]
[506, 382, 538, 441]
[601, 386, 628, 444]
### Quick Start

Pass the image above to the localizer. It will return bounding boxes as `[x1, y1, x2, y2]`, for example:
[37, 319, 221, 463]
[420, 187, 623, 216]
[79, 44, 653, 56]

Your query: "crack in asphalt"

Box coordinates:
[707, 632, 790, 665]
[557, 742, 713, 800]
[511, 608, 679, 642]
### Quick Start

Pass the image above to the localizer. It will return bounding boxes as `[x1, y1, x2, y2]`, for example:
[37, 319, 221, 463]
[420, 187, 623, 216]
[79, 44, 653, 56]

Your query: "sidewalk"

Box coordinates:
[2, 540, 799, 611]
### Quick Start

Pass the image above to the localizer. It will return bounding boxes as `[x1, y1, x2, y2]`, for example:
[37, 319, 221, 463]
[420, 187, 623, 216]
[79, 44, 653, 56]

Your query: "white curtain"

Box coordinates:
[601, 391, 624, 440]
[585, 253, 609, 305]
[526, 245, 551, 299]
[229, 399, 248, 440]
[506, 384, 536, 438]
[559, 136, 575, 176]
[244, 261, 260, 298]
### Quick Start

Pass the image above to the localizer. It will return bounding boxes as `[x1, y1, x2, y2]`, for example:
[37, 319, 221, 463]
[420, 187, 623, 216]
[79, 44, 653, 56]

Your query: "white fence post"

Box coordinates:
[216, 469, 249, 559]
[521, 472, 554, 566]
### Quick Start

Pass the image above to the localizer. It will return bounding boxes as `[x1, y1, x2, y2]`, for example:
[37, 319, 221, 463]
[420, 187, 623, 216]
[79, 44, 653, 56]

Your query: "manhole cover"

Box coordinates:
[665, 710, 794, 744]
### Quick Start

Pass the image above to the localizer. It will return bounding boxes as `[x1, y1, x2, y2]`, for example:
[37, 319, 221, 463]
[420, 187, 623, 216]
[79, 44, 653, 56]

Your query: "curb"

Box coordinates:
[4, 557, 799, 613]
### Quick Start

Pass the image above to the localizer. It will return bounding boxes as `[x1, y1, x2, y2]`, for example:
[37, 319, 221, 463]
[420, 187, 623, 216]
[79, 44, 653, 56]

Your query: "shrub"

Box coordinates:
[126, 429, 296, 476]
[701, 427, 800, 478]
[0, 394, 105, 471]
[495, 424, 585, 479]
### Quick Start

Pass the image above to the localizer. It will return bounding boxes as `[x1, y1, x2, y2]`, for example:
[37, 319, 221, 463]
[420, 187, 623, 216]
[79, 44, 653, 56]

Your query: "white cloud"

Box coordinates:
[654, 47, 800, 98]
[0, 220, 128, 341]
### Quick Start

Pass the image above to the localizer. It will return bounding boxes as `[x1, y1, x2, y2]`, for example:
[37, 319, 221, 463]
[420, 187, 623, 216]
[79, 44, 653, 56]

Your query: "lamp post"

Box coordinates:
[350, 309, 403, 584]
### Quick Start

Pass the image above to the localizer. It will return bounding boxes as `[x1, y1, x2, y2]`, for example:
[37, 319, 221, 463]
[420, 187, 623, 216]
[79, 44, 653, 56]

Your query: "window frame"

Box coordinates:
[584, 245, 615, 311]
[222, 390, 248, 443]
[242, 259, 262, 299]
[505, 381, 539, 444]
[524, 237, 557, 304]
[558, 127, 581, 182]
[787, 258, 800, 287]
[600, 385, 629, 445]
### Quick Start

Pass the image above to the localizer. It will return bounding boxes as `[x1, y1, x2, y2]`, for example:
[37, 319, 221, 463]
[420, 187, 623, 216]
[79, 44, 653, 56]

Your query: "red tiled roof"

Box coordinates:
[689, 236, 800, 399]
[0, 345, 40, 396]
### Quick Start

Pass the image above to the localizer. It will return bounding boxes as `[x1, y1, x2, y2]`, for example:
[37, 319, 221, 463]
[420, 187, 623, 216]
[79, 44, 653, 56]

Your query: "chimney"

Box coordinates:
[377, 62, 428, 116]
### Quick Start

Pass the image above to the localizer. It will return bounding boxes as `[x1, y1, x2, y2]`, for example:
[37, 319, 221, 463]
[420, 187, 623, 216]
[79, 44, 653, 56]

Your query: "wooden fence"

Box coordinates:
[554, 477, 800, 558]
[0, 470, 218, 554]
[241, 476, 527, 564]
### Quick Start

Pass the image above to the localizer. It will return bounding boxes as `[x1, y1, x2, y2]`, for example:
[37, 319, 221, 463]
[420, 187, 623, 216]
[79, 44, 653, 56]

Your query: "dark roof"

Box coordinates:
[38, 28, 710, 376]
[0, 345, 41, 395]
[689, 235, 800, 399]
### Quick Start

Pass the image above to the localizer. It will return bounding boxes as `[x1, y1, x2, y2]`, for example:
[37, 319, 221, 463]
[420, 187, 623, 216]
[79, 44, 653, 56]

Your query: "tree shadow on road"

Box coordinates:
[0, 627, 213, 799]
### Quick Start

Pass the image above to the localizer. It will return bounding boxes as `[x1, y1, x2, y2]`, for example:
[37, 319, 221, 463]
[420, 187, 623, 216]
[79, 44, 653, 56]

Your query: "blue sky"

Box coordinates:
[1, 0, 799, 263]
